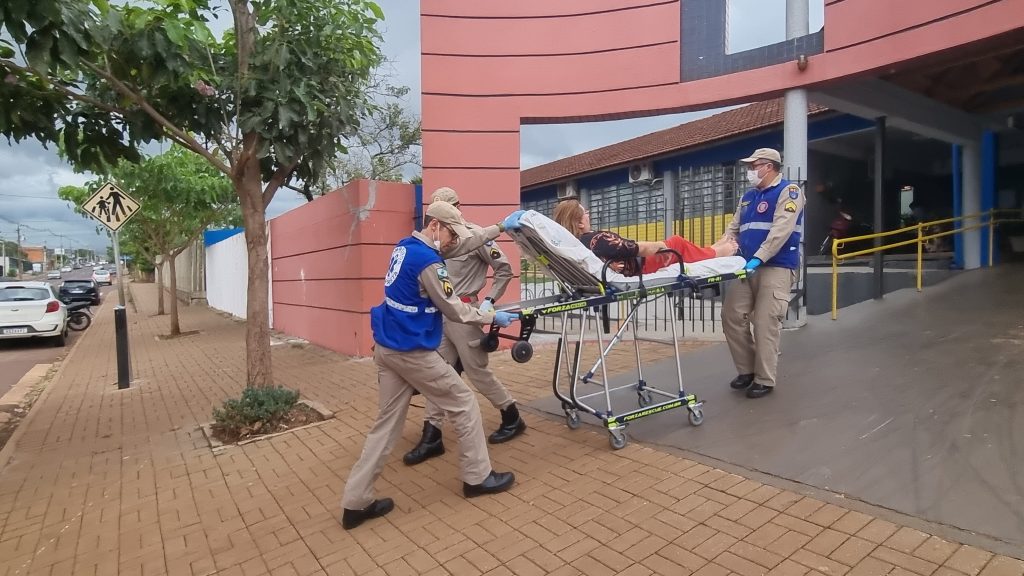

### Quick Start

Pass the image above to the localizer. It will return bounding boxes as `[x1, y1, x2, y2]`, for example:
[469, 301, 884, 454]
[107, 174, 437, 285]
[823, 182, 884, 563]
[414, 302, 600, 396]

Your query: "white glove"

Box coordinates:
[479, 299, 494, 313]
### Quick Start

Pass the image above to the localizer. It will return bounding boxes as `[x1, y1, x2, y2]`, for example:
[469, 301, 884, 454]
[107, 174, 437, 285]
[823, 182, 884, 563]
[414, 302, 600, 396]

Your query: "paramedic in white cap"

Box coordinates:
[720, 148, 805, 399]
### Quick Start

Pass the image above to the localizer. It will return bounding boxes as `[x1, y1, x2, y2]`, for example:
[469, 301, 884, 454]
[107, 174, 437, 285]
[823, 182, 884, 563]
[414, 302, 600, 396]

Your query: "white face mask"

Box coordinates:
[432, 229, 441, 251]
[746, 169, 761, 186]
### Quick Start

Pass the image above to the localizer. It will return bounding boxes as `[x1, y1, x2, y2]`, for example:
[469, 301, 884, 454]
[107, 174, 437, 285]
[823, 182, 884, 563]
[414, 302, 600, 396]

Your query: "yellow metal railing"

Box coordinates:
[831, 209, 1023, 320]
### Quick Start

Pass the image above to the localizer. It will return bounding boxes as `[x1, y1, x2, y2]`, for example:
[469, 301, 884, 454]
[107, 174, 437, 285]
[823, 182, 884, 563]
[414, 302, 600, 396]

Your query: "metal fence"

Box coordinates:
[519, 173, 734, 340]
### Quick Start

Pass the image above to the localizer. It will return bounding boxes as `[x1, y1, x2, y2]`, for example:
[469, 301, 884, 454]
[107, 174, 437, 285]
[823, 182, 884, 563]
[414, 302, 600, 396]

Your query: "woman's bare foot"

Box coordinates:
[712, 237, 739, 257]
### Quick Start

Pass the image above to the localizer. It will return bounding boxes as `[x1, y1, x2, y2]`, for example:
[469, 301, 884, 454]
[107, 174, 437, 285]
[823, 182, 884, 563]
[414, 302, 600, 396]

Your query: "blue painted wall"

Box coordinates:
[204, 228, 244, 247]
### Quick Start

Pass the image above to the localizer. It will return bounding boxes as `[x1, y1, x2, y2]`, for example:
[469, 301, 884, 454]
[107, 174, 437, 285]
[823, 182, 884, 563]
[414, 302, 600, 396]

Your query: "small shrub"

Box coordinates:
[212, 386, 300, 441]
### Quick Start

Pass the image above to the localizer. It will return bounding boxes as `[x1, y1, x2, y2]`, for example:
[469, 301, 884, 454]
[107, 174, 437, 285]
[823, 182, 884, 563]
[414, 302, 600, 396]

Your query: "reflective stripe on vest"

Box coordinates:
[739, 222, 805, 234]
[385, 296, 437, 314]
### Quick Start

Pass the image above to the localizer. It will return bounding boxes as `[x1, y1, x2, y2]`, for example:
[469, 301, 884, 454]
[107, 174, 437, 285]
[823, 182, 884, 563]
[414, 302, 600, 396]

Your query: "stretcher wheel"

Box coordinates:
[609, 431, 628, 450]
[565, 411, 581, 429]
[511, 340, 533, 364]
[480, 333, 499, 353]
[637, 390, 653, 407]
[688, 407, 704, 426]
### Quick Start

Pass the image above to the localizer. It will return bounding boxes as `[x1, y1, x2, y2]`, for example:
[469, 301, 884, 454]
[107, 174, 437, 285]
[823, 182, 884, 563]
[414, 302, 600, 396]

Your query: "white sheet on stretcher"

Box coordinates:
[515, 210, 746, 288]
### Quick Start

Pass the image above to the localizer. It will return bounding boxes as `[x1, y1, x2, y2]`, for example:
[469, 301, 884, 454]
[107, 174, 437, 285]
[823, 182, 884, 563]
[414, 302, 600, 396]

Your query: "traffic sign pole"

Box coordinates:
[81, 182, 140, 390]
[113, 230, 126, 307]
[113, 230, 132, 389]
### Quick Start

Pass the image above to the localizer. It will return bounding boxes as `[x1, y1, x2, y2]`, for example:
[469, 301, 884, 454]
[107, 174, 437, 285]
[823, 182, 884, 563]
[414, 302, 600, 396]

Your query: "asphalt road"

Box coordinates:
[0, 268, 114, 398]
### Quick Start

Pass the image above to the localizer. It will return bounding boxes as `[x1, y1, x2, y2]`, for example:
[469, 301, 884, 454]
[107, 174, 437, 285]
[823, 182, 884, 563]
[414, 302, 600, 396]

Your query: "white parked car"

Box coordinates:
[46, 270, 61, 280]
[61, 266, 73, 273]
[92, 269, 112, 286]
[0, 282, 68, 346]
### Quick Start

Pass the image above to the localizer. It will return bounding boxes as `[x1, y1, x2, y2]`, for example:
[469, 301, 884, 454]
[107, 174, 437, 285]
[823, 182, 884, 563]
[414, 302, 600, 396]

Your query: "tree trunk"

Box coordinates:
[167, 252, 181, 336]
[155, 259, 166, 316]
[237, 164, 273, 388]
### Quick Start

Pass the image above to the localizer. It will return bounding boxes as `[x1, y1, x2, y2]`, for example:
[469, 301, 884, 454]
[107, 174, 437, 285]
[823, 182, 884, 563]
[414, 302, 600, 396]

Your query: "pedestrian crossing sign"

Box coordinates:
[82, 182, 141, 232]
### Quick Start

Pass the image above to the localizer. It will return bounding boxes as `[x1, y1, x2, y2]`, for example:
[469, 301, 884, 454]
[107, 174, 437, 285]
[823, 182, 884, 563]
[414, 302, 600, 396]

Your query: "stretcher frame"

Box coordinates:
[482, 219, 746, 450]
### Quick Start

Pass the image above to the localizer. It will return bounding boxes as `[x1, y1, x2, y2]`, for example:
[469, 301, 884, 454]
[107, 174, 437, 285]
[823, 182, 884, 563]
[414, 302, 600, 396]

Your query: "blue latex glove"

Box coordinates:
[493, 311, 518, 327]
[502, 210, 526, 231]
[744, 257, 763, 271]
[479, 299, 495, 313]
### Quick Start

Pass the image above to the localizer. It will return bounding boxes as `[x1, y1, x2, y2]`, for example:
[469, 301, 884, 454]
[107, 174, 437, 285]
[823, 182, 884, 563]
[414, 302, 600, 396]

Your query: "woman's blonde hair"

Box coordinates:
[553, 199, 585, 237]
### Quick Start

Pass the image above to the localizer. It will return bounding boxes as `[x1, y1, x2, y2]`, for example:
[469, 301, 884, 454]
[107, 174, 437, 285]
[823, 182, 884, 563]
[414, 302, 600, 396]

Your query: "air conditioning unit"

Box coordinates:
[557, 181, 579, 199]
[628, 162, 654, 183]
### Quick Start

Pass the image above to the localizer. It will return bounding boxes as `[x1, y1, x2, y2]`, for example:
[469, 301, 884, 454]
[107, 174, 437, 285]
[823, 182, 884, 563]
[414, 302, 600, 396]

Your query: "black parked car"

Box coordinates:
[59, 280, 101, 306]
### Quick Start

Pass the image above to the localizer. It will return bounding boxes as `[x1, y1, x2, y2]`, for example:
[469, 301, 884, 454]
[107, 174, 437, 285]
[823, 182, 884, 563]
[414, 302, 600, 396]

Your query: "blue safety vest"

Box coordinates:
[371, 236, 444, 351]
[737, 179, 803, 269]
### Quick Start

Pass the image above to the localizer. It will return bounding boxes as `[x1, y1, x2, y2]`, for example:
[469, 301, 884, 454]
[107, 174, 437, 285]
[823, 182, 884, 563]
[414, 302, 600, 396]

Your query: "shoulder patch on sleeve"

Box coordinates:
[441, 279, 454, 297]
[436, 266, 449, 280]
[784, 201, 798, 213]
[489, 247, 501, 260]
[787, 184, 801, 199]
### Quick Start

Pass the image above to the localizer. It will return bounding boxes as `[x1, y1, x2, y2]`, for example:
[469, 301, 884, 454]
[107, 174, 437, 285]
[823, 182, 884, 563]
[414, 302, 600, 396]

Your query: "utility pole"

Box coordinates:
[16, 224, 23, 280]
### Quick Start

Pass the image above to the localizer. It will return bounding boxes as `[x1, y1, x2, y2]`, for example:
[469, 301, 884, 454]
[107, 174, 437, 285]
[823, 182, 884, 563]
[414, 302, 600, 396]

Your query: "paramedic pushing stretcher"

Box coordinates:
[721, 148, 805, 399]
[340, 201, 527, 530]
[404, 188, 526, 468]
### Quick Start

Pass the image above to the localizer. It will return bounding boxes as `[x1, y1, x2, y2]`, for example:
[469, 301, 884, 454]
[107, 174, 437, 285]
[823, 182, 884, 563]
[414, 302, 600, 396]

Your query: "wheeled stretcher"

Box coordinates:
[479, 211, 747, 449]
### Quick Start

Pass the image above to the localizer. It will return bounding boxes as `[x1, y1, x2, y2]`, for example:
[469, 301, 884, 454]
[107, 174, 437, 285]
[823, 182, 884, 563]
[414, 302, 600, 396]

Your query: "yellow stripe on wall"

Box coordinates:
[675, 214, 734, 246]
[606, 214, 734, 246]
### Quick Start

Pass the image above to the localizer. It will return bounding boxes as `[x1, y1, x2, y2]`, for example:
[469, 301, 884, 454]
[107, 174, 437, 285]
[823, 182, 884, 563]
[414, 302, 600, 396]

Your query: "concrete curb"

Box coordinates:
[198, 399, 335, 454]
[0, 312, 95, 472]
[0, 364, 50, 411]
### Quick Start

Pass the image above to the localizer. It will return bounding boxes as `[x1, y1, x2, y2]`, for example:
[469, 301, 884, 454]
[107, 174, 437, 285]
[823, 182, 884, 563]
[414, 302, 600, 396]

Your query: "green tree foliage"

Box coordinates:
[60, 146, 239, 336]
[311, 82, 421, 195]
[2, 0, 385, 386]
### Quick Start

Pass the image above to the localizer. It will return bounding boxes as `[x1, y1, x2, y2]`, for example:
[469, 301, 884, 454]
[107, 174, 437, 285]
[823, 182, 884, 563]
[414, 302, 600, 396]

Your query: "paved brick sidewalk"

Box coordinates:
[0, 282, 1020, 576]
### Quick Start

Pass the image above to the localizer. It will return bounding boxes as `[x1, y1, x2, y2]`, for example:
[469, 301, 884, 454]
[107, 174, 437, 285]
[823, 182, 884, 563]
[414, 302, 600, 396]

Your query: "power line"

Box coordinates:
[0, 193, 74, 201]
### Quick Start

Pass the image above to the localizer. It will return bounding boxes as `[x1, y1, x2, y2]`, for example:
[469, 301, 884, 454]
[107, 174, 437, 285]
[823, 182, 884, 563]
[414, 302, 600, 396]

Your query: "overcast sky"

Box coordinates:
[0, 0, 823, 253]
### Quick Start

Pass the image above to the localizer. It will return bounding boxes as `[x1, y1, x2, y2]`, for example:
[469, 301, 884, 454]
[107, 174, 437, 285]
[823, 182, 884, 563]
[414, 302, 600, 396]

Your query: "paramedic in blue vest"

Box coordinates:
[340, 201, 527, 530]
[721, 148, 805, 399]
[403, 187, 524, 468]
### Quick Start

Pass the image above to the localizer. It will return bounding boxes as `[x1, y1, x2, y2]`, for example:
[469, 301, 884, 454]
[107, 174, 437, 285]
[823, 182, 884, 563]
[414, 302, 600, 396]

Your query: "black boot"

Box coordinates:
[488, 403, 526, 444]
[463, 470, 516, 498]
[341, 498, 394, 530]
[729, 373, 755, 390]
[403, 422, 444, 466]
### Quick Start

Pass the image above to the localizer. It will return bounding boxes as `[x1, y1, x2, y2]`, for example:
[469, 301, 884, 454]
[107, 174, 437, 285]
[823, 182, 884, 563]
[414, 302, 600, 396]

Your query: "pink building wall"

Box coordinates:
[269, 180, 520, 357]
[420, 0, 1024, 229]
[269, 180, 414, 357]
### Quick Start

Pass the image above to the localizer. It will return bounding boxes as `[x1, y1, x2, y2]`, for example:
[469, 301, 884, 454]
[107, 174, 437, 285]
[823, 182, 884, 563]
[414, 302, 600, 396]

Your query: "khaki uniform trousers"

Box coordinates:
[722, 265, 796, 388]
[424, 318, 514, 427]
[341, 344, 492, 510]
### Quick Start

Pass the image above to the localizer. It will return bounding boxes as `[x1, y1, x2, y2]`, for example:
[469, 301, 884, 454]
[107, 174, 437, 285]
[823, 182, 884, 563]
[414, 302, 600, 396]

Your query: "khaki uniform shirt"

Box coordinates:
[410, 228, 502, 325]
[725, 173, 806, 262]
[444, 223, 513, 302]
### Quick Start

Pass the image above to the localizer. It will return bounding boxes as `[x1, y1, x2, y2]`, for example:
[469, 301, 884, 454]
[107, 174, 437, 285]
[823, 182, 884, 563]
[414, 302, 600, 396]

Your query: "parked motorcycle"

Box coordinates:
[62, 299, 94, 331]
[818, 205, 873, 256]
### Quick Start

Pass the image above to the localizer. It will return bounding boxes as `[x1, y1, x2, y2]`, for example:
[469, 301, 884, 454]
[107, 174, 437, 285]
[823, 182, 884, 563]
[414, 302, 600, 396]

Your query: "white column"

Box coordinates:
[962, 141, 982, 270]
[784, 0, 809, 183]
[783, 0, 809, 329]
[662, 170, 676, 238]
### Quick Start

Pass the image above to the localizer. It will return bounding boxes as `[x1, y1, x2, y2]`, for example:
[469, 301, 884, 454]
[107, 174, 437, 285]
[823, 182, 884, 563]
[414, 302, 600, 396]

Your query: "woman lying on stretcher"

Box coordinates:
[552, 199, 738, 277]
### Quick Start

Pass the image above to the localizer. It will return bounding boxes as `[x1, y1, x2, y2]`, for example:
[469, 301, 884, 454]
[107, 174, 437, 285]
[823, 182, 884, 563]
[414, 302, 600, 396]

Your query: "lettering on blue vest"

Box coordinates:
[371, 237, 445, 351]
[737, 179, 803, 269]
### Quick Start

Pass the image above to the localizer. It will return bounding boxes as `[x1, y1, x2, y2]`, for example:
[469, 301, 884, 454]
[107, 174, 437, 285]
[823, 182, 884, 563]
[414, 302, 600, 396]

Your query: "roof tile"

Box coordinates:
[521, 99, 828, 188]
